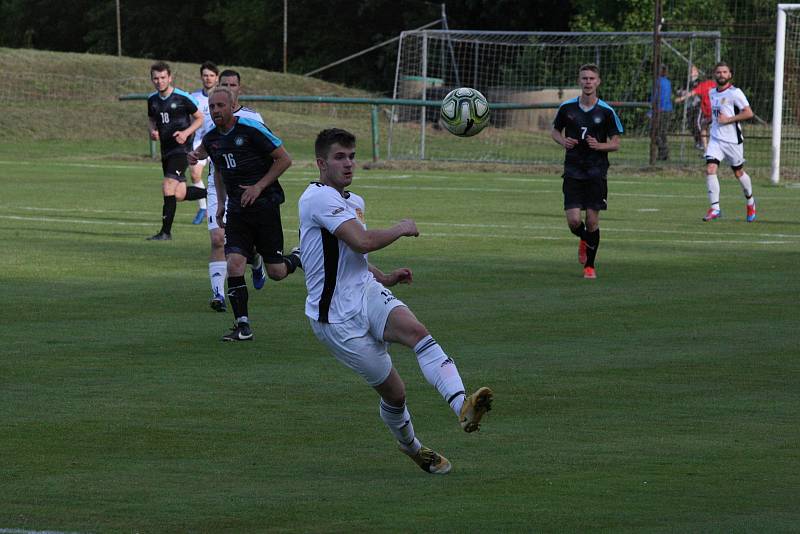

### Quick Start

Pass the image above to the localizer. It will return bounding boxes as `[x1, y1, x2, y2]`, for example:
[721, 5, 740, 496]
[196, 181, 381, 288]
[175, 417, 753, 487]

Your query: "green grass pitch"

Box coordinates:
[1, 141, 799, 532]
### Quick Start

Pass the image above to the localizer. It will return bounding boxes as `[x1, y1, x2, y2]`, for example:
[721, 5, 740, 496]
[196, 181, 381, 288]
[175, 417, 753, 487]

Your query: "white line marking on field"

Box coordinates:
[3, 205, 153, 216]
[0, 215, 153, 227]
[3, 207, 800, 241]
[424, 232, 793, 245]
[3, 212, 798, 246]
[0, 529, 82, 534]
[416, 220, 800, 239]
[637, 208, 661, 212]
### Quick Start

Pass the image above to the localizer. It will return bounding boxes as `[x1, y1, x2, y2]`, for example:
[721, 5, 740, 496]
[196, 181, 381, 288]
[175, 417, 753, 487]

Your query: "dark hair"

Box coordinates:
[315, 128, 356, 158]
[660, 64, 668, 75]
[578, 63, 600, 76]
[219, 69, 241, 82]
[200, 61, 219, 75]
[713, 61, 732, 73]
[150, 61, 171, 75]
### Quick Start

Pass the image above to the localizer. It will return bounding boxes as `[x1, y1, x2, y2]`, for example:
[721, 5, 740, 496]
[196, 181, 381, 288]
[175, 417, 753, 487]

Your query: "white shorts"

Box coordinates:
[206, 166, 225, 231]
[309, 278, 406, 387]
[705, 138, 745, 168]
[191, 137, 209, 166]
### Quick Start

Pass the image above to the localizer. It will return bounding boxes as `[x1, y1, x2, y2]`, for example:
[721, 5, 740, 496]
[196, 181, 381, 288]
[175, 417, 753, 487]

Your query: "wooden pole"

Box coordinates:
[283, 0, 288, 73]
[116, 0, 122, 57]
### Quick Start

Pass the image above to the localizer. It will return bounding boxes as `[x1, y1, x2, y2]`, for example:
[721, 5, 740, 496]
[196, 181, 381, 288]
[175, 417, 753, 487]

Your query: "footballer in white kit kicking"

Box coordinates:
[702, 61, 756, 222]
[297, 128, 493, 475]
[204, 69, 270, 312]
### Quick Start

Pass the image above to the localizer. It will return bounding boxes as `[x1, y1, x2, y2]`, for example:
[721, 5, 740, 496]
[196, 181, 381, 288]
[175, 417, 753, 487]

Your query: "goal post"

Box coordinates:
[771, 4, 800, 184]
[388, 30, 722, 165]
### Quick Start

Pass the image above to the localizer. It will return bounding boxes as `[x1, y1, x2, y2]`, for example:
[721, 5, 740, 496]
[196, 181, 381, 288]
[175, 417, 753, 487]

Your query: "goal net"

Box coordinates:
[388, 30, 721, 166]
[772, 4, 800, 183]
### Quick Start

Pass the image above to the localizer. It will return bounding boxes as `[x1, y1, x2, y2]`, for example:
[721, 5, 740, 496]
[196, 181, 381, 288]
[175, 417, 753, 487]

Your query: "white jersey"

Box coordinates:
[298, 182, 373, 323]
[190, 89, 212, 149]
[709, 85, 750, 145]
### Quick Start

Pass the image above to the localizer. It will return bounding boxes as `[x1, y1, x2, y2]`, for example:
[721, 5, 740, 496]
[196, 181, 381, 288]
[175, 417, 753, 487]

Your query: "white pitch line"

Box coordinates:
[3, 213, 798, 246]
[424, 232, 793, 245]
[3, 207, 800, 240]
[0, 215, 154, 227]
[417, 219, 800, 239]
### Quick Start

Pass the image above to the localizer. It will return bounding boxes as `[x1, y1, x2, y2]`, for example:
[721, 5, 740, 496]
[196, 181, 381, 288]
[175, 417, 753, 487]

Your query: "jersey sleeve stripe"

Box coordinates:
[559, 97, 579, 108]
[598, 99, 624, 134]
[174, 88, 200, 107]
[239, 117, 283, 147]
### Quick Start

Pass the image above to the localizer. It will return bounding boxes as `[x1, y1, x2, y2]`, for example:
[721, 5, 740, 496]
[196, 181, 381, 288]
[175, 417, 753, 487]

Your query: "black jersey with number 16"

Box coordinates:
[553, 98, 623, 180]
[202, 117, 285, 214]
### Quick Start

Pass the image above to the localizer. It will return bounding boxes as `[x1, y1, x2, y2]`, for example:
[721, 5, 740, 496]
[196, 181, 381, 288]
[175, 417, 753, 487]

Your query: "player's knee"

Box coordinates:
[211, 234, 225, 249]
[267, 264, 286, 281]
[407, 321, 430, 345]
[226, 254, 247, 275]
[382, 386, 406, 408]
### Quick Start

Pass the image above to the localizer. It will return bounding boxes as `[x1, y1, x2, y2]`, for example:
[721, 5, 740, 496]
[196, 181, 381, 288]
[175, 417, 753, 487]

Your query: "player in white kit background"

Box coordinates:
[189, 61, 217, 225]
[297, 128, 494, 475]
[702, 61, 756, 222]
[202, 69, 270, 312]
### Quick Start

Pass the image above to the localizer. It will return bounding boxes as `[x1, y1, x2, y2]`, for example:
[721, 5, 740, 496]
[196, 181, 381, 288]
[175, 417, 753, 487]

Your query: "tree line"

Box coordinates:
[0, 0, 570, 92]
[0, 0, 777, 97]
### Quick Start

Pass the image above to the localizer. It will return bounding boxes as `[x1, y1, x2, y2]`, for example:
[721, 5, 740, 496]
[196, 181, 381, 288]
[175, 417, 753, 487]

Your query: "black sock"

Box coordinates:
[185, 186, 207, 201]
[570, 221, 588, 241]
[282, 252, 302, 273]
[585, 229, 600, 268]
[227, 276, 248, 322]
[160, 195, 177, 234]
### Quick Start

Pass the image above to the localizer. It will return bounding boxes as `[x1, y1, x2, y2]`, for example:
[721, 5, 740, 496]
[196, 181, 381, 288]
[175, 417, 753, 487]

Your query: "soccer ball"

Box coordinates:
[440, 87, 490, 137]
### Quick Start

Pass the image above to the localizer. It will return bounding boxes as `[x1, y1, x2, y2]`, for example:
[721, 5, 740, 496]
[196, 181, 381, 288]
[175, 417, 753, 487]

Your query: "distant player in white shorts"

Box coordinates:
[702, 61, 756, 222]
[189, 61, 218, 224]
[297, 128, 494, 475]
[204, 69, 270, 312]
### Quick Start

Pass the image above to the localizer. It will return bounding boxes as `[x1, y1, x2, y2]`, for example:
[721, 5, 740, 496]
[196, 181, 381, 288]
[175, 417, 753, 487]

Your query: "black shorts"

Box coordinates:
[224, 205, 285, 263]
[563, 176, 608, 211]
[161, 154, 188, 181]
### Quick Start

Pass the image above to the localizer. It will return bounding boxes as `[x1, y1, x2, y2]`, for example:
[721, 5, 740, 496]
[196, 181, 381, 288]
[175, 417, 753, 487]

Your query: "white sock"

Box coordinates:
[737, 173, 754, 205]
[195, 181, 207, 210]
[706, 174, 720, 209]
[209, 260, 227, 296]
[414, 335, 466, 416]
[379, 399, 421, 453]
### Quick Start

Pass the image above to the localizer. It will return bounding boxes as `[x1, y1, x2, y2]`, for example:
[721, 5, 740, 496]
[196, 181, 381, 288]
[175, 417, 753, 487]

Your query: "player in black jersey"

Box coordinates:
[551, 63, 623, 279]
[188, 87, 301, 341]
[146, 61, 206, 241]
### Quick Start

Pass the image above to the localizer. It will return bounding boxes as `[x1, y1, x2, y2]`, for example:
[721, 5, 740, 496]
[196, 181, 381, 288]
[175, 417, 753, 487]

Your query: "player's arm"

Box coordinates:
[586, 134, 620, 152]
[174, 109, 204, 145]
[719, 105, 753, 125]
[239, 145, 292, 207]
[148, 116, 159, 141]
[187, 143, 208, 166]
[551, 127, 578, 149]
[368, 264, 413, 287]
[333, 218, 419, 255]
